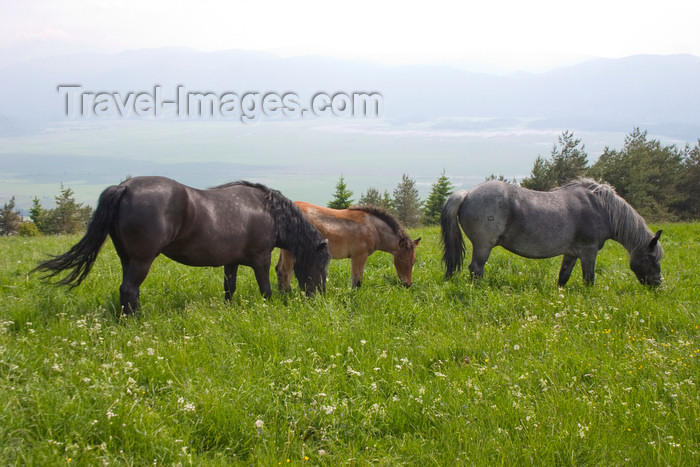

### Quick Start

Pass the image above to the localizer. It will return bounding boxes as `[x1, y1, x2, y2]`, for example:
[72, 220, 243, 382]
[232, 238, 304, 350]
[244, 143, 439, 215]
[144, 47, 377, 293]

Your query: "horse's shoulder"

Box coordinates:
[338, 208, 371, 225]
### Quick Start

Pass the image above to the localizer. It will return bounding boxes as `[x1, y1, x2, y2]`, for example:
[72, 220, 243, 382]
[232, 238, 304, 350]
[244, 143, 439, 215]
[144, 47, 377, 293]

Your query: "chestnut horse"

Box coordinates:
[276, 203, 421, 289]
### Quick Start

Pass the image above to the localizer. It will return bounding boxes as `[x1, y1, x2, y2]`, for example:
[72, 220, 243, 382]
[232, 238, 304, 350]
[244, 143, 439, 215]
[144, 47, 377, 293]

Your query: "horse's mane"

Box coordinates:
[214, 181, 326, 271]
[348, 205, 412, 242]
[559, 178, 654, 252]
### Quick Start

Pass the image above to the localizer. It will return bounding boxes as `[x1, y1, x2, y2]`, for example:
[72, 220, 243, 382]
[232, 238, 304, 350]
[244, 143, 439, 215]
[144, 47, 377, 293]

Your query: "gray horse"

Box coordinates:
[441, 179, 663, 286]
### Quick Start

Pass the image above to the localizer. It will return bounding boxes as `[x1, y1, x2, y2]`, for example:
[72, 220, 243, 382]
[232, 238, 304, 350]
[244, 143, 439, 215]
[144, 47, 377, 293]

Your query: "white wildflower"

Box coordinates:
[183, 403, 195, 412]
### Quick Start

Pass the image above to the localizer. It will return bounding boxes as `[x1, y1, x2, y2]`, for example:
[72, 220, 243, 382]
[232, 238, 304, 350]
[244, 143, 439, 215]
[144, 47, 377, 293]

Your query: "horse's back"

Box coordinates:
[294, 202, 375, 258]
[168, 183, 275, 265]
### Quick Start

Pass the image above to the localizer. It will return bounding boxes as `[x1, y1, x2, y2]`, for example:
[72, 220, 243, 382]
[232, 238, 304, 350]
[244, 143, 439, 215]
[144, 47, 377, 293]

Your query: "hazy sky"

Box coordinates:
[2, 0, 699, 70]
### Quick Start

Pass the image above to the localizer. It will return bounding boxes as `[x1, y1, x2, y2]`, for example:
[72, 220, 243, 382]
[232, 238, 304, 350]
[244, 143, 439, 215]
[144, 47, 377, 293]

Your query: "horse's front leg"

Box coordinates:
[252, 255, 273, 298]
[558, 254, 578, 286]
[224, 264, 239, 301]
[579, 250, 598, 285]
[350, 253, 369, 288]
[275, 249, 294, 292]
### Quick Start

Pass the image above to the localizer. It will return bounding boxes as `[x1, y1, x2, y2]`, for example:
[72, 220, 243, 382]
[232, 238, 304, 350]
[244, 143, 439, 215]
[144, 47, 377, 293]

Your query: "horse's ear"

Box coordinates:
[399, 237, 417, 249]
[317, 238, 329, 252]
[650, 230, 662, 249]
[413, 237, 421, 247]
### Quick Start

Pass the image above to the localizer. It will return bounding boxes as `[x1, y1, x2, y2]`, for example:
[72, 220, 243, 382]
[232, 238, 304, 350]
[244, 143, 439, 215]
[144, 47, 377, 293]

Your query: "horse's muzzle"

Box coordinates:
[642, 275, 663, 287]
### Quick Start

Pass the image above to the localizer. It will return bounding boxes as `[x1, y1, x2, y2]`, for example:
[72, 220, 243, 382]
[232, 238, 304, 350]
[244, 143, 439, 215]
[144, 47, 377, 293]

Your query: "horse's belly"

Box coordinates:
[501, 243, 562, 259]
[328, 242, 353, 259]
[162, 237, 268, 267]
[498, 235, 569, 259]
[162, 248, 240, 267]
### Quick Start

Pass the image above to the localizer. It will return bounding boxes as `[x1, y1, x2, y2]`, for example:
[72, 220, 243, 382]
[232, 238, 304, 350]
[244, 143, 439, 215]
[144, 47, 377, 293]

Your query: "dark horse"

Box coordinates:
[34, 176, 331, 313]
[441, 179, 663, 286]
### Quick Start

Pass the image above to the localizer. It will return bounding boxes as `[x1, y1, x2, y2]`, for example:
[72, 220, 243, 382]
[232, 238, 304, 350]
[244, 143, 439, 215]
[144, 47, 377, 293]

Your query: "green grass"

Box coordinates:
[0, 224, 698, 465]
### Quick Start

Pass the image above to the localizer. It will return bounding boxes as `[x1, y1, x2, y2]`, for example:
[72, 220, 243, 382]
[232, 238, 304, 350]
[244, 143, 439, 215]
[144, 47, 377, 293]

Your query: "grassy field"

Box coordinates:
[0, 223, 698, 465]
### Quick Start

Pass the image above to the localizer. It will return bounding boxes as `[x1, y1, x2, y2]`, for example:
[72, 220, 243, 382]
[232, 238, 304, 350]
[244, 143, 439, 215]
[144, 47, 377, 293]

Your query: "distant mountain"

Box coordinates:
[0, 49, 698, 139]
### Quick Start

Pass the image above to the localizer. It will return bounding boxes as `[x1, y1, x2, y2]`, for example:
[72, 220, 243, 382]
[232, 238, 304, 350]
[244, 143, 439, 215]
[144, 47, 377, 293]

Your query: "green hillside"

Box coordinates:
[0, 223, 698, 464]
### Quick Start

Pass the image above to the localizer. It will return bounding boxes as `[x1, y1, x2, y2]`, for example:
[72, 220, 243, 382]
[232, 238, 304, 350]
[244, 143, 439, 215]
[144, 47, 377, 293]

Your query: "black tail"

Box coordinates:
[440, 190, 468, 278]
[33, 184, 127, 288]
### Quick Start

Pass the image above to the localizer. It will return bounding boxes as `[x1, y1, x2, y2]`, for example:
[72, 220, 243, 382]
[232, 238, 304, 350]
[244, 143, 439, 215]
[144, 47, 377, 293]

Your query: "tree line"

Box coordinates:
[1, 128, 697, 236]
[327, 172, 452, 228]
[520, 128, 699, 221]
[327, 128, 698, 225]
[0, 185, 93, 236]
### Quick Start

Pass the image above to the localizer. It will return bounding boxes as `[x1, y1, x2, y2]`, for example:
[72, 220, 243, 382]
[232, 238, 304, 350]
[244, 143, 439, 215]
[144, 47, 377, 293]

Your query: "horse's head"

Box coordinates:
[629, 230, 663, 286]
[296, 239, 331, 296]
[393, 237, 421, 287]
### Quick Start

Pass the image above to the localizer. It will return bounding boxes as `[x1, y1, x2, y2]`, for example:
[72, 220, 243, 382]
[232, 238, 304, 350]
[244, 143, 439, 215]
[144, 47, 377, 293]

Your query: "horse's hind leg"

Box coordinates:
[119, 257, 155, 314]
[275, 249, 294, 292]
[350, 253, 368, 288]
[558, 255, 578, 286]
[468, 245, 492, 279]
[224, 264, 239, 301]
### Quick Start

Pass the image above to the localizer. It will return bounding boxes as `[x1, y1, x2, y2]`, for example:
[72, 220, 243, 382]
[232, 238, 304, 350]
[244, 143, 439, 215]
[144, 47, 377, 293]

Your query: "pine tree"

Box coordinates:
[327, 176, 354, 209]
[0, 196, 21, 236]
[43, 184, 92, 234]
[673, 140, 700, 219]
[521, 131, 589, 191]
[359, 187, 382, 206]
[358, 187, 393, 211]
[392, 174, 422, 227]
[590, 128, 683, 220]
[29, 197, 46, 233]
[380, 190, 393, 212]
[485, 174, 518, 184]
[422, 170, 453, 225]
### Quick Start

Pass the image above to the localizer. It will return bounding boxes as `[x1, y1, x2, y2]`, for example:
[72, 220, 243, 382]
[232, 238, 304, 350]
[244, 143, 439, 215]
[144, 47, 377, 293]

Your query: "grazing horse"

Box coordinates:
[441, 179, 663, 286]
[34, 176, 331, 313]
[276, 203, 421, 289]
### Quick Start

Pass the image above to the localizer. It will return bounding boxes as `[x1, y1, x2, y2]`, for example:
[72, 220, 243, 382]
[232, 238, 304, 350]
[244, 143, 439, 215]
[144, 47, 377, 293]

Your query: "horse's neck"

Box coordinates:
[368, 215, 399, 254]
[607, 200, 650, 253]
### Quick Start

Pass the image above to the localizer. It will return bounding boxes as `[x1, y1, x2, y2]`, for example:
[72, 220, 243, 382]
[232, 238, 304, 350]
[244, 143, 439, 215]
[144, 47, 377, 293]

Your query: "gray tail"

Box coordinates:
[33, 185, 127, 288]
[440, 190, 468, 278]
